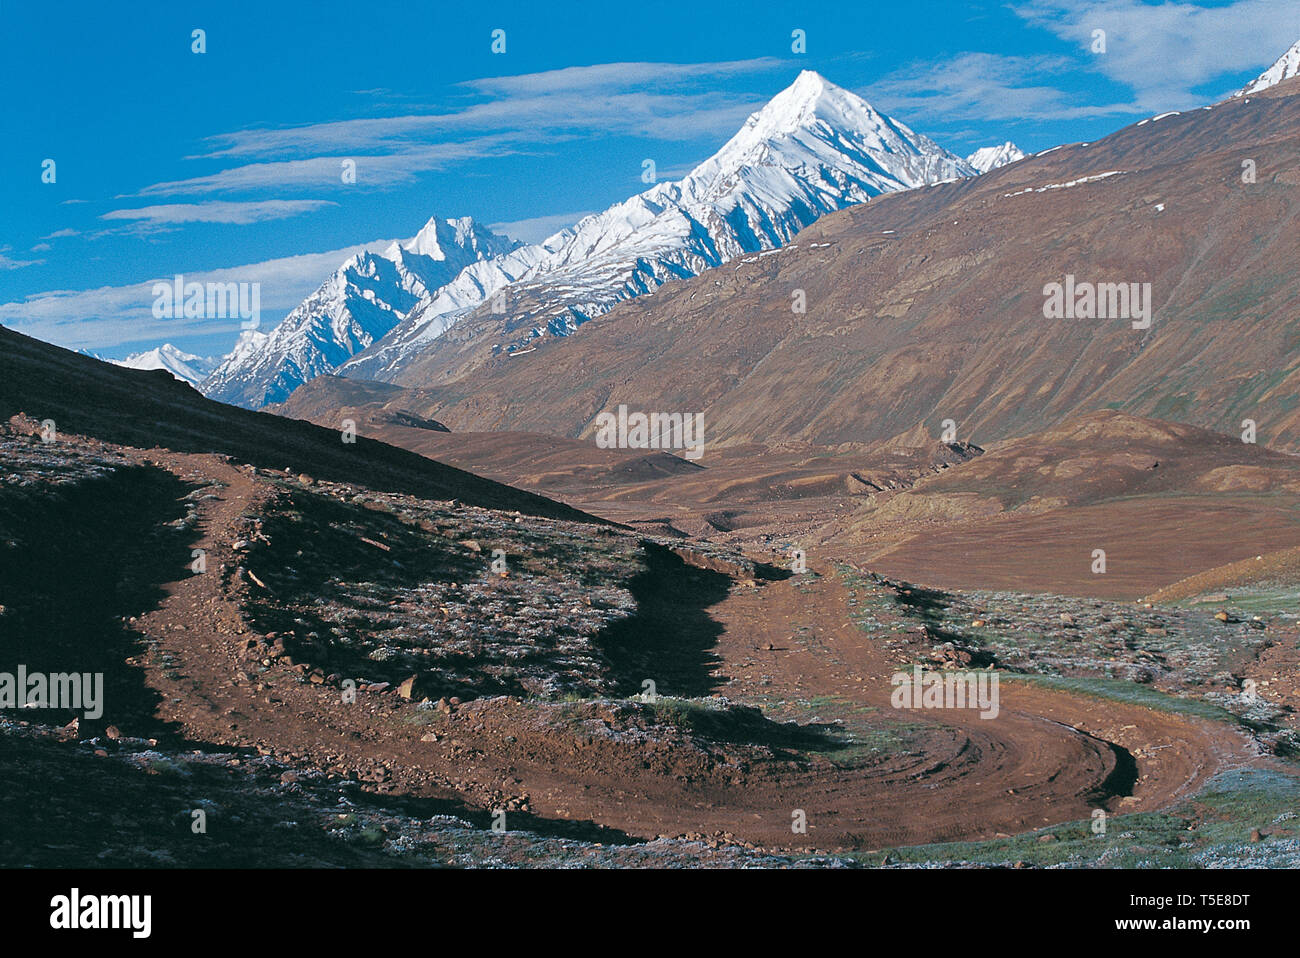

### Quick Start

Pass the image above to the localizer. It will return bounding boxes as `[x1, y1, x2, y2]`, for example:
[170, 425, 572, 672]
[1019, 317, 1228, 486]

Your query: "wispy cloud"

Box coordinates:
[489, 210, 592, 244]
[865, 52, 1137, 123]
[136, 60, 783, 198]
[866, 1, 1298, 128]
[102, 200, 336, 226]
[0, 247, 44, 270]
[0, 239, 397, 350]
[463, 60, 785, 96]
[139, 138, 524, 195]
[1013, 0, 1300, 109]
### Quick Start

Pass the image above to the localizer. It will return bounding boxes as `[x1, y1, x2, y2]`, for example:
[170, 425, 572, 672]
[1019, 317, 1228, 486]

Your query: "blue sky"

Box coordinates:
[1, 0, 1296, 359]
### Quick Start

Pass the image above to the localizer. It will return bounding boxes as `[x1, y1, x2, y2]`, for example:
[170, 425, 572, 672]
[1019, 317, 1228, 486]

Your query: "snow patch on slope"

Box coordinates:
[1003, 171, 1127, 197]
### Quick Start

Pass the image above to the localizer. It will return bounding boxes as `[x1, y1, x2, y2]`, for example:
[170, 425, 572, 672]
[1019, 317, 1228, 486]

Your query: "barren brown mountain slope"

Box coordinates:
[276, 376, 1300, 600]
[869, 411, 1300, 512]
[303, 75, 1300, 452]
[838, 411, 1300, 598]
[271, 374, 989, 543]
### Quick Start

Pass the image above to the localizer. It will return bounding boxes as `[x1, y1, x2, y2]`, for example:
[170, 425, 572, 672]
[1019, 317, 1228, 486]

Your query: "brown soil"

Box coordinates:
[62, 442, 1255, 852]
[862, 497, 1300, 601]
[3, 334, 1294, 864]
[1145, 543, 1300, 602]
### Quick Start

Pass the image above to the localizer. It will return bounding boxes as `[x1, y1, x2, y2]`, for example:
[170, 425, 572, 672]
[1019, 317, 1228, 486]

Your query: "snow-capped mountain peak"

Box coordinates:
[736, 70, 906, 142]
[766, 70, 887, 134]
[201, 217, 519, 407]
[732, 69, 849, 140]
[966, 142, 1026, 173]
[113, 343, 217, 388]
[205, 71, 987, 405]
[389, 215, 502, 261]
[702, 71, 967, 193]
[331, 71, 977, 385]
[1237, 38, 1300, 96]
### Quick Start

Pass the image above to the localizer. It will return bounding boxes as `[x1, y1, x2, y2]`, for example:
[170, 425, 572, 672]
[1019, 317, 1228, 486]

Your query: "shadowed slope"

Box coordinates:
[0, 325, 602, 524]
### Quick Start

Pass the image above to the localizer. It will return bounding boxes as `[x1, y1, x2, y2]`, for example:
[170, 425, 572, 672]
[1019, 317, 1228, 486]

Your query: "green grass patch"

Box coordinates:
[1004, 673, 1262, 730]
[855, 767, 1300, 868]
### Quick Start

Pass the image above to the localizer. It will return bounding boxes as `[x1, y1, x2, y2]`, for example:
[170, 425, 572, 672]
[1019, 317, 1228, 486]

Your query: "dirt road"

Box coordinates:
[119, 449, 1260, 852]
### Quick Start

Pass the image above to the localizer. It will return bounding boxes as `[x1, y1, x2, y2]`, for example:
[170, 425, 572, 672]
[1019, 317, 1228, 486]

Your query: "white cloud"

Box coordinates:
[864, 1, 1300, 128]
[0, 239, 398, 350]
[865, 52, 1138, 122]
[140, 138, 524, 196]
[462, 60, 783, 96]
[136, 60, 782, 197]
[0, 247, 44, 270]
[489, 210, 593, 244]
[1014, 0, 1300, 109]
[102, 199, 336, 226]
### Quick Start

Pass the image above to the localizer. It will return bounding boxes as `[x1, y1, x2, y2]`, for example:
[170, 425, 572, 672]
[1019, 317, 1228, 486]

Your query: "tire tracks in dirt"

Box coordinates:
[702, 562, 1262, 849]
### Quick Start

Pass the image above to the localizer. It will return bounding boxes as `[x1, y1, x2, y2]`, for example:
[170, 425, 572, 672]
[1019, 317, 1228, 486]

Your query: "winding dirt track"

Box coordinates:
[702, 567, 1256, 848]
[132, 450, 1259, 852]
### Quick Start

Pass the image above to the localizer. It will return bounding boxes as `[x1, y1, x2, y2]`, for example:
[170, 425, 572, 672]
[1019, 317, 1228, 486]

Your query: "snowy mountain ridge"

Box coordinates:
[204, 71, 980, 404]
[113, 343, 218, 388]
[341, 70, 976, 383]
[966, 142, 1026, 173]
[1237, 37, 1300, 96]
[201, 217, 519, 407]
